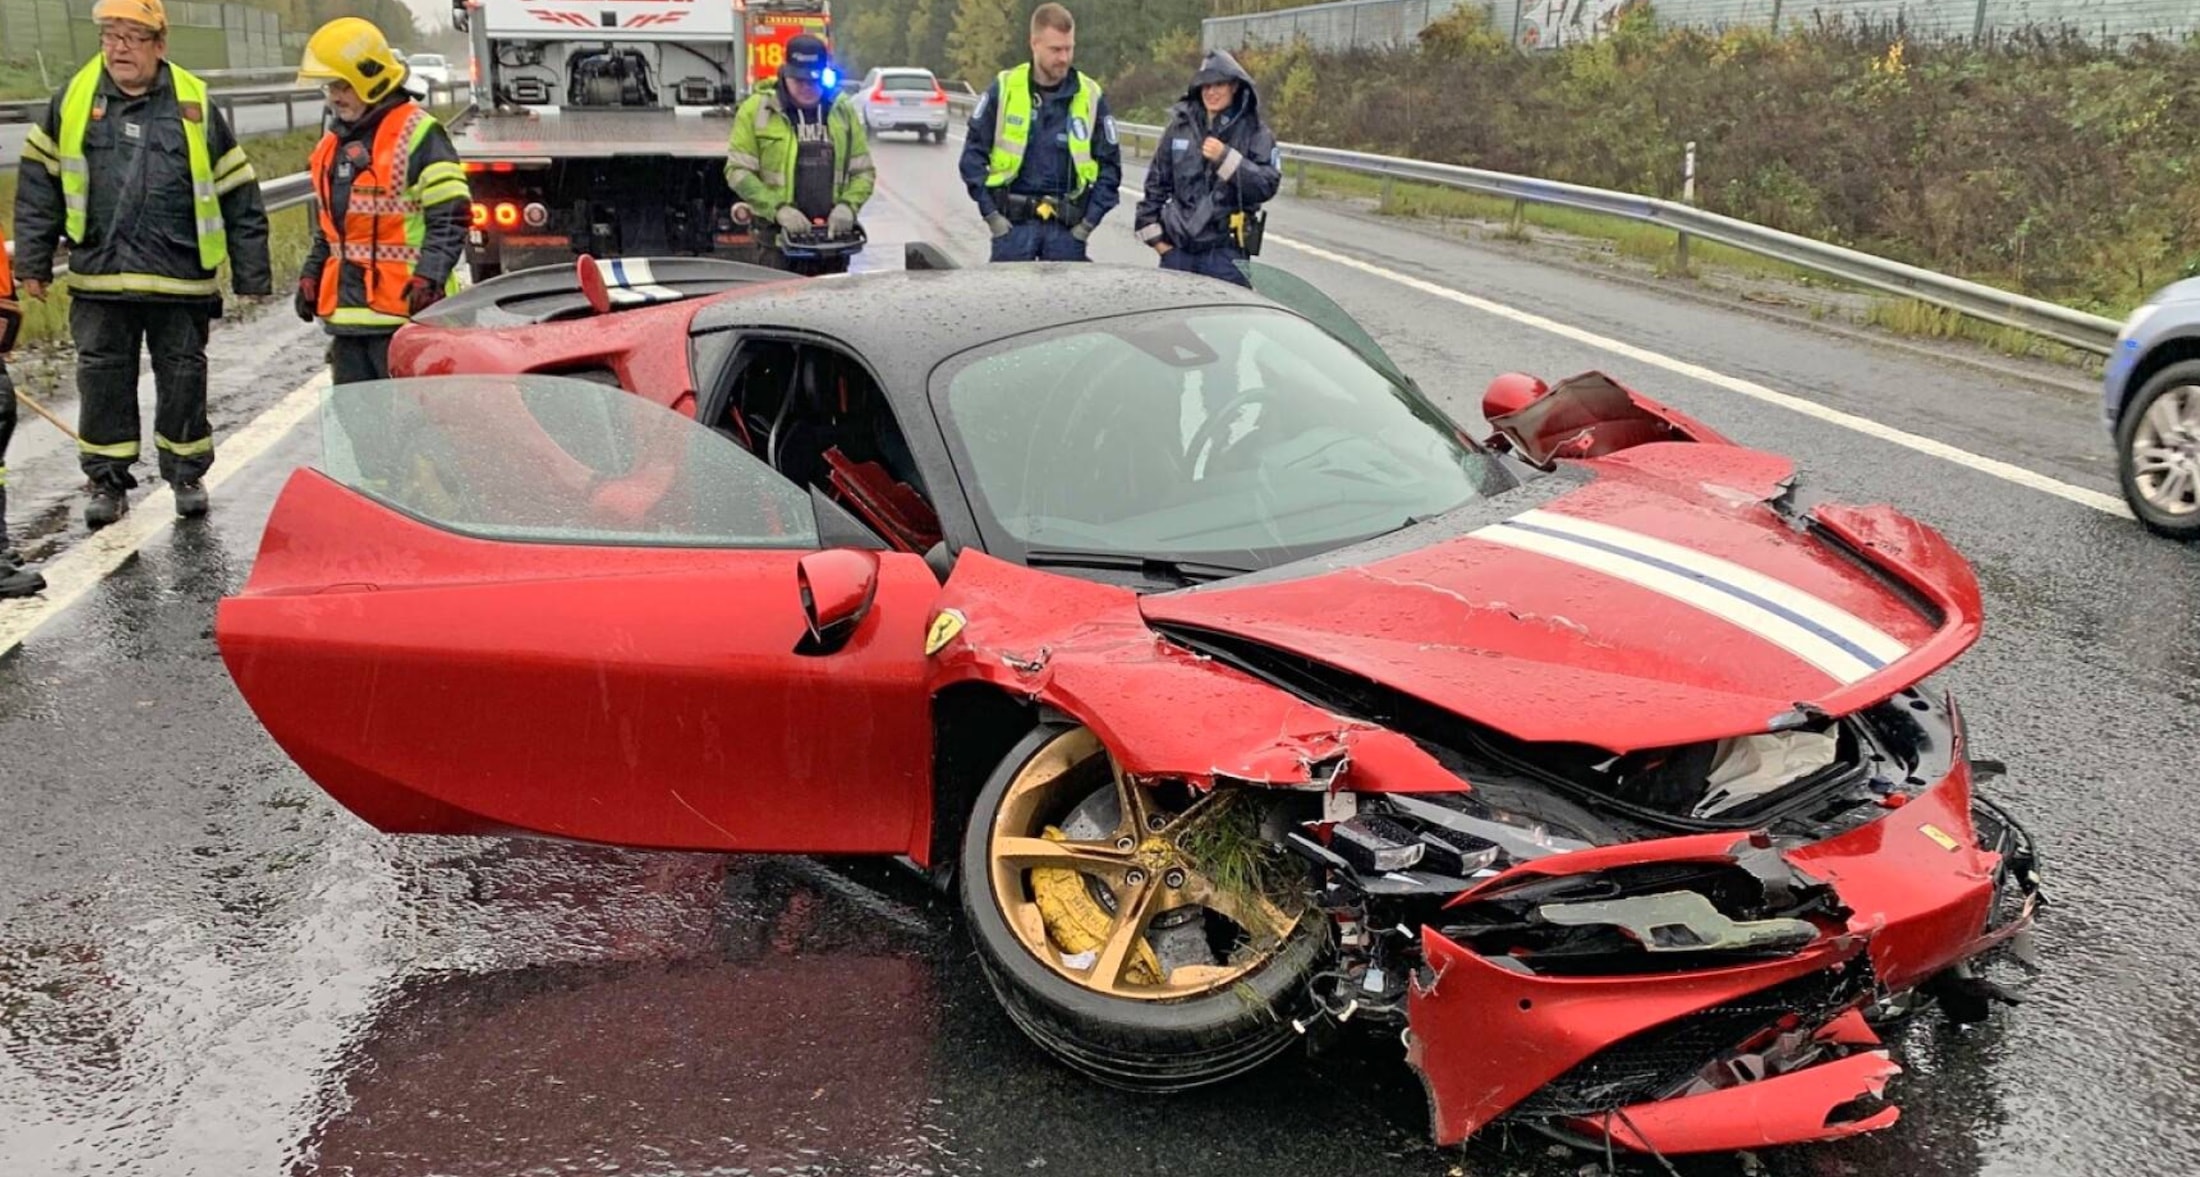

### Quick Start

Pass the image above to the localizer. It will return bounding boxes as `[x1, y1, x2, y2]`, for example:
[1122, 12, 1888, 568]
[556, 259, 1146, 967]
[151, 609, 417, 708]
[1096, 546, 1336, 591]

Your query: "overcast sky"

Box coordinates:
[401, 0, 455, 37]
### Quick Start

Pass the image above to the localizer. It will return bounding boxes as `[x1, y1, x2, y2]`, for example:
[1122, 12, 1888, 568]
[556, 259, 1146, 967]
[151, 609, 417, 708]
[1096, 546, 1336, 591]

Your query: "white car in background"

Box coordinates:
[407, 53, 455, 89]
[857, 67, 951, 144]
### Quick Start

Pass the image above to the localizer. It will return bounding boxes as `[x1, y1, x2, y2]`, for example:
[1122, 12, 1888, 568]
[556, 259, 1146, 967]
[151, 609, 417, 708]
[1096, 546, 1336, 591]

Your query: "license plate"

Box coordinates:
[899, 97, 921, 106]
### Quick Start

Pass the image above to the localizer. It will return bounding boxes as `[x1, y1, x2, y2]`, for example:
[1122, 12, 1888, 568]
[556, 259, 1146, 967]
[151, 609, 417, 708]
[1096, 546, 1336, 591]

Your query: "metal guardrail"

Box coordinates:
[941, 92, 2121, 355]
[1247, 139, 2125, 354]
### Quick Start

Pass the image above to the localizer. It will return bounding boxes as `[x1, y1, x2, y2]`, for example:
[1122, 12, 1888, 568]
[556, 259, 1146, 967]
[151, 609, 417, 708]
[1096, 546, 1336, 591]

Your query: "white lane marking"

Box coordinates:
[1515, 508, 1911, 664]
[0, 372, 330, 657]
[1270, 234, 2133, 519]
[1473, 517, 1881, 685]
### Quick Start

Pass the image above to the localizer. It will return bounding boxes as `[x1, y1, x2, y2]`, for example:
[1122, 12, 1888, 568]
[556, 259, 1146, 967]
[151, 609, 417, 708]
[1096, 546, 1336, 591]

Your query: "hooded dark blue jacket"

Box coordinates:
[1134, 51, 1281, 254]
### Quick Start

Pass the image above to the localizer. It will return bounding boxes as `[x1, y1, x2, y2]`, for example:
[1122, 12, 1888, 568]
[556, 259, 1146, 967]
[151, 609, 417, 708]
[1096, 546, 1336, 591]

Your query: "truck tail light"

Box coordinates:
[493, 202, 520, 229]
[469, 202, 488, 229]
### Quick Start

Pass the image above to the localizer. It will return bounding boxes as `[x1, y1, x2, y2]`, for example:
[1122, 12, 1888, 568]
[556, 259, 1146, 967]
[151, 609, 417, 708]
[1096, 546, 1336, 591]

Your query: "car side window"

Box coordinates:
[710, 338, 942, 553]
[320, 374, 821, 549]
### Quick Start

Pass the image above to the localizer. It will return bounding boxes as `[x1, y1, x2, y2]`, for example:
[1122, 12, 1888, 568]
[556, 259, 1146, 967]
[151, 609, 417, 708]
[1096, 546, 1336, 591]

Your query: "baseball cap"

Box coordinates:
[782, 33, 829, 82]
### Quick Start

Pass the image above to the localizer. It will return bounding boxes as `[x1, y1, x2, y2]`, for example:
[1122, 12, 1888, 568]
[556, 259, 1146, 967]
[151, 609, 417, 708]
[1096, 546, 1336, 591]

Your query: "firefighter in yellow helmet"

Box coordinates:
[294, 17, 470, 384]
[10, 0, 272, 528]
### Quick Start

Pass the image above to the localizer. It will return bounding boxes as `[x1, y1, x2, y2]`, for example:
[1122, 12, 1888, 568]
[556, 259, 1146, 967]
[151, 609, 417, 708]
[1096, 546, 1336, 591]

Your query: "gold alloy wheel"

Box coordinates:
[986, 727, 1305, 1001]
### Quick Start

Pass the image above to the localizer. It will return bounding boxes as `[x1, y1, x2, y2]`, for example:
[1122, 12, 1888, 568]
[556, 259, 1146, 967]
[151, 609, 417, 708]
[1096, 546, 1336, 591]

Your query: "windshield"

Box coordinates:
[412, 54, 445, 67]
[935, 308, 1506, 570]
[318, 375, 817, 548]
[880, 74, 935, 92]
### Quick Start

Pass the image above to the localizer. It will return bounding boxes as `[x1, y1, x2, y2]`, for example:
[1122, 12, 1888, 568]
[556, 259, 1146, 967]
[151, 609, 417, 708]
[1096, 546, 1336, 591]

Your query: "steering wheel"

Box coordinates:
[1187, 386, 1272, 477]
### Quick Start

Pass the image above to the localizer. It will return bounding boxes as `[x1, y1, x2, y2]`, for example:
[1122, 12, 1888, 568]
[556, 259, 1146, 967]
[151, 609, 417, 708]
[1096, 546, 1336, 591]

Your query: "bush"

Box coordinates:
[1230, 20, 2200, 315]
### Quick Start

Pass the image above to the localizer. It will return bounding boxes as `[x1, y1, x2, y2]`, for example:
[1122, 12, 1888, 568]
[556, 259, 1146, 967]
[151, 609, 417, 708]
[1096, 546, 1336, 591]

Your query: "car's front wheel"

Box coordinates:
[2117, 359, 2200, 540]
[958, 724, 1324, 1091]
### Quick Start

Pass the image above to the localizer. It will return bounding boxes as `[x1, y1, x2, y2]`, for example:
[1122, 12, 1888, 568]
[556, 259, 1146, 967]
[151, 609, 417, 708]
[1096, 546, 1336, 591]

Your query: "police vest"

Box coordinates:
[986, 64, 1100, 197]
[310, 102, 465, 329]
[54, 57, 248, 295]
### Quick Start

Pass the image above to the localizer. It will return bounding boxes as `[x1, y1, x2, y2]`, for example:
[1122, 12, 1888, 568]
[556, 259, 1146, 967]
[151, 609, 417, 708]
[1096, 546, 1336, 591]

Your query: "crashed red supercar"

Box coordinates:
[214, 255, 2042, 1157]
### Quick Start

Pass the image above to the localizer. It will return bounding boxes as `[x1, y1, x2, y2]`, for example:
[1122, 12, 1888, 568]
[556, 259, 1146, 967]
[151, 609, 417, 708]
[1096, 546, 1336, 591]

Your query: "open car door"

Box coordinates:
[218, 375, 939, 857]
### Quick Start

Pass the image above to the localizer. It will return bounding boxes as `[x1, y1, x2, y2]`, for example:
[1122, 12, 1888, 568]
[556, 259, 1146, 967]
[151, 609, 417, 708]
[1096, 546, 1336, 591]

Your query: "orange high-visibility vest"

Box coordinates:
[311, 101, 445, 327]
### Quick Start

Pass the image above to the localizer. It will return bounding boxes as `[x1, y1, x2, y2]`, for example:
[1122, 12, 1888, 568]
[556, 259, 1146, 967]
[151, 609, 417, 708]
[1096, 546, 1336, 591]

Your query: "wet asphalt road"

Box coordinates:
[4, 133, 2200, 1177]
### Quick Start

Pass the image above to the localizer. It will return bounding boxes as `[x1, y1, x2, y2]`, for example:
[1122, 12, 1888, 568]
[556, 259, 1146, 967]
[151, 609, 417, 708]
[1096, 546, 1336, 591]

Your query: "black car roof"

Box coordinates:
[689, 263, 1284, 393]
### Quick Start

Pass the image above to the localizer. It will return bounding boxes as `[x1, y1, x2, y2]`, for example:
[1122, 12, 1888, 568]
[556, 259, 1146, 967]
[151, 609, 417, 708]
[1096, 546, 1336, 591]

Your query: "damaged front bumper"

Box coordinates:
[1397, 757, 2040, 1154]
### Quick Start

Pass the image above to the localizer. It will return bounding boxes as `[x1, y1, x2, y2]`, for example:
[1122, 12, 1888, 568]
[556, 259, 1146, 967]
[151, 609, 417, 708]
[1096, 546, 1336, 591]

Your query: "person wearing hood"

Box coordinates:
[1134, 51, 1280, 288]
[293, 17, 470, 385]
[726, 34, 875, 272]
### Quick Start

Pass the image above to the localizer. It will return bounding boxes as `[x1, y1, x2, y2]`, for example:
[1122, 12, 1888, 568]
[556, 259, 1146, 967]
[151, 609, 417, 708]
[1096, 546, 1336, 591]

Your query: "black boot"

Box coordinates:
[173, 479, 209, 518]
[85, 484, 127, 530]
[0, 548, 44, 599]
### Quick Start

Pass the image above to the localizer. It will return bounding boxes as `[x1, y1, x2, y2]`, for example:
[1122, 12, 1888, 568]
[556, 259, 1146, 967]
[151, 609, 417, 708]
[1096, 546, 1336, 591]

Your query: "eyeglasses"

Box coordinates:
[99, 29, 160, 48]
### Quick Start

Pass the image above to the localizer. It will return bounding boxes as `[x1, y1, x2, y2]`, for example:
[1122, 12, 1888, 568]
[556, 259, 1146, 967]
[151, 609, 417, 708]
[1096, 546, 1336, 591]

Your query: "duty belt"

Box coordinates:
[1000, 193, 1086, 225]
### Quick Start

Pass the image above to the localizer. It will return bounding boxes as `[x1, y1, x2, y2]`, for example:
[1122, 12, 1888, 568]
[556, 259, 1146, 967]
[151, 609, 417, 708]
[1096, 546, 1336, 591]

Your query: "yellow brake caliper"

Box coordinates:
[1031, 825, 1164, 985]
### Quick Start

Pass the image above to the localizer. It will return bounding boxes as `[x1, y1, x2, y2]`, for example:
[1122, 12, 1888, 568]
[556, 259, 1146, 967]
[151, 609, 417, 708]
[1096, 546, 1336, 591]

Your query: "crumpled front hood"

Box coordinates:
[1141, 444, 1981, 752]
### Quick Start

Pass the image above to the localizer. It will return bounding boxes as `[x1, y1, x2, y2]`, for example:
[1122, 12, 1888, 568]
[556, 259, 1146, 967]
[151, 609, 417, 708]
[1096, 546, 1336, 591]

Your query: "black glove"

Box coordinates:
[405, 277, 445, 316]
[294, 276, 318, 323]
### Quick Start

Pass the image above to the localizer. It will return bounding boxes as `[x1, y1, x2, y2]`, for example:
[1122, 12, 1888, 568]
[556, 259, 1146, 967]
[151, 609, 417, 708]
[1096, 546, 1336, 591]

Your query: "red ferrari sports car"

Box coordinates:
[217, 253, 2041, 1157]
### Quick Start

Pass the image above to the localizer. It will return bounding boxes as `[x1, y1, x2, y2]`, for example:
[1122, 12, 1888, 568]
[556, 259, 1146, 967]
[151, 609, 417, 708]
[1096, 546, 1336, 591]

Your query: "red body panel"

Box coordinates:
[389, 296, 725, 418]
[1146, 445, 1980, 752]
[925, 551, 1465, 793]
[1789, 755, 2007, 991]
[218, 471, 937, 855]
[1565, 1050, 1902, 1154]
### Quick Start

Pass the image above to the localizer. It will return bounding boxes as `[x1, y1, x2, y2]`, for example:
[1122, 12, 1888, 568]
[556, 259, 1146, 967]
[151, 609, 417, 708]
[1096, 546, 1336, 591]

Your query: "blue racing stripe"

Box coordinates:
[611, 258, 631, 287]
[1500, 519, 1889, 671]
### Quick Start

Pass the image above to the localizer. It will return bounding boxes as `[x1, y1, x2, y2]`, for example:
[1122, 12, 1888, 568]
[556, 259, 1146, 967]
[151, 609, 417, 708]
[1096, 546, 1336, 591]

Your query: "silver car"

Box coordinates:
[857, 67, 951, 144]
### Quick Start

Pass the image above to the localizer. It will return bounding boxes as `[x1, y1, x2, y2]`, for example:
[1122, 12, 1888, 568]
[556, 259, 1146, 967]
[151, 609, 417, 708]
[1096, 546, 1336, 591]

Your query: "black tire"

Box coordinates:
[956, 724, 1325, 1092]
[2116, 358, 2200, 540]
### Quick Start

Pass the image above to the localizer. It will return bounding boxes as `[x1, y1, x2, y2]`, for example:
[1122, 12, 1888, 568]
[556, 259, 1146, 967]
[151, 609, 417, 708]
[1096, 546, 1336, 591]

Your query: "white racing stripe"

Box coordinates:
[1514, 509, 1911, 664]
[1472, 512, 1892, 685]
[0, 373, 330, 657]
[1269, 234, 2135, 520]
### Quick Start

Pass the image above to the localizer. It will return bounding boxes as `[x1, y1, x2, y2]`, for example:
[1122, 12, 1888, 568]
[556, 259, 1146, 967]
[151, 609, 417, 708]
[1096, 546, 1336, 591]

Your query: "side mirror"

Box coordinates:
[796, 548, 880, 655]
[1480, 372, 1549, 428]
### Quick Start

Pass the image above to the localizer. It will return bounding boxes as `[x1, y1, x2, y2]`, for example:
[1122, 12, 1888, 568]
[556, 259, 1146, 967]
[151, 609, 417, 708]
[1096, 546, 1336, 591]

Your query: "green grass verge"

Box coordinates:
[6, 128, 323, 350]
[0, 57, 51, 101]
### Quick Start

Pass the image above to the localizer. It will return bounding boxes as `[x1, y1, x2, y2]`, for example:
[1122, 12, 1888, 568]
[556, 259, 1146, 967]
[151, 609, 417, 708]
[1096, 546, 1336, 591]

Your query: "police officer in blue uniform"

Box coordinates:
[958, 3, 1122, 262]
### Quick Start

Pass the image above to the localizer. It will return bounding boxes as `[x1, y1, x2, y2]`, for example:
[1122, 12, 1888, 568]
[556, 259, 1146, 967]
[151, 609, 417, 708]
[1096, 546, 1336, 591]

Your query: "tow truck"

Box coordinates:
[446, 0, 833, 278]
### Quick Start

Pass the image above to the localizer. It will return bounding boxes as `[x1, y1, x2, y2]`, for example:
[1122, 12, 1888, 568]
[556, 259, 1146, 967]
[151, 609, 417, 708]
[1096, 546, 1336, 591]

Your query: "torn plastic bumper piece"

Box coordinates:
[1559, 1049, 1902, 1155]
[1404, 926, 1872, 1146]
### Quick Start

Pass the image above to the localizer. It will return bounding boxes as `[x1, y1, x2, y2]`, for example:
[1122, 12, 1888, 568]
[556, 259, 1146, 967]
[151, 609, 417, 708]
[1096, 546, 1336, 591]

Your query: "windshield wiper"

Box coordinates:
[1023, 548, 1252, 585]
